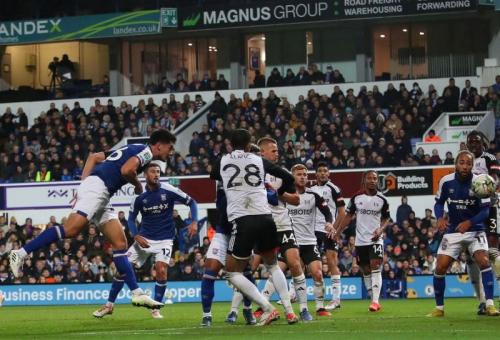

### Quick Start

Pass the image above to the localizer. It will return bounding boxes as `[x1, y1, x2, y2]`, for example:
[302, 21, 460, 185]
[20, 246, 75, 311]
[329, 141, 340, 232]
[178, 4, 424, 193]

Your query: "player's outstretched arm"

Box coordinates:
[262, 159, 296, 195]
[121, 157, 143, 194]
[81, 152, 106, 180]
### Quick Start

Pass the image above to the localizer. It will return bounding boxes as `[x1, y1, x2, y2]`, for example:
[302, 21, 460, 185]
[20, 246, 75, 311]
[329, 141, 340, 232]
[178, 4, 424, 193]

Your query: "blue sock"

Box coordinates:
[433, 274, 445, 307]
[155, 280, 167, 303]
[108, 275, 125, 303]
[201, 269, 217, 314]
[112, 250, 139, 291]
[243, 270, 255, 308]
[23, 225, 65, 255]
[481, 267, 494, 301]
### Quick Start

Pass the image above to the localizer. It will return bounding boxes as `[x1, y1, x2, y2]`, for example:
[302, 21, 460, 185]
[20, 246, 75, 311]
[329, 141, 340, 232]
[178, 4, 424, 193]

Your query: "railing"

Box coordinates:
[389, 54, 486, 80]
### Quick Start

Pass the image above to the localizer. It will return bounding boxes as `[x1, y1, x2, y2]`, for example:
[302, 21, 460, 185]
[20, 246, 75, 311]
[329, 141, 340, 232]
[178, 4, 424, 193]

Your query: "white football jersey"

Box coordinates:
[310, 181, 344, 233]
[266, 173, 293, 232]
[288, 189, 331, 245]
[472, 152, 497, 176]
[346, 191, 390, 246]
[219, 150, 270, 221]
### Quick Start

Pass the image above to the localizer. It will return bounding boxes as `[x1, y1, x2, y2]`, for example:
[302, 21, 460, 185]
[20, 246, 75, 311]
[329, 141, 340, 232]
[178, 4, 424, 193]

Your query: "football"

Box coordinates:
[471, 174, 497, 198]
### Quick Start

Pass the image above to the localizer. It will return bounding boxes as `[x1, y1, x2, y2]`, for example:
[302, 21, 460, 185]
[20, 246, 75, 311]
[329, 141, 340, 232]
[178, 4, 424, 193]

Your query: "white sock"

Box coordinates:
[266, 264, 294, 314]
[436, 305, 444, 311]
[468, 262, 486, 303]
[288, 279, 297, 300]
[231, 290, 244, 313]
[227, 272, 272, 311]
[371, 270, 382, 304]
[313, 280, 325, 310]
[261, 277, 275, 301]
[105, 301, 114, 308]
[293, 274, 308, 311]
[486, 299, 494, 307]
[331, 275, 341, 301]
[203, 312, 212, 317]
[18, 248, 28, 258]
[363, 275, 372, 298]
[131, 288, 144, 295]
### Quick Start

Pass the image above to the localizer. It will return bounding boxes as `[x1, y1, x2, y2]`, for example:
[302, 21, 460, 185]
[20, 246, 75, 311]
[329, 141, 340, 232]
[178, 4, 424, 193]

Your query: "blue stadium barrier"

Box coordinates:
[0, 278, 362, 306]
[0, 275, 495, 306]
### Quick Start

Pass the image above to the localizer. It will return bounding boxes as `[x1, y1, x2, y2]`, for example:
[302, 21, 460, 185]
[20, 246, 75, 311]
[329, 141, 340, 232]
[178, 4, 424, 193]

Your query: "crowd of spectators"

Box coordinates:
[0, 197, 460, 296]
[1, 77, 500, 183]
[140, 64, 346, 95]
[0, 93, 206, 182]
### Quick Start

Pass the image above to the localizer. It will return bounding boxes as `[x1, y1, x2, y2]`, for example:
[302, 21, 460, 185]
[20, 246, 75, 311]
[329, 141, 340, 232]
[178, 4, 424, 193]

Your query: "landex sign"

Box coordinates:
[0, 11, 162, 45]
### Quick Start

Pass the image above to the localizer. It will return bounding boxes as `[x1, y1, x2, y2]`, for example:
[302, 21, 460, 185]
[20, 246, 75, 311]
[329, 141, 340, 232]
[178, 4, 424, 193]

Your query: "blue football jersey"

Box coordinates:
[129, 183, 194, 240]
[434, 173, 490, 234]
[90, 144, 153, 195]
[215, 181, 233, 235]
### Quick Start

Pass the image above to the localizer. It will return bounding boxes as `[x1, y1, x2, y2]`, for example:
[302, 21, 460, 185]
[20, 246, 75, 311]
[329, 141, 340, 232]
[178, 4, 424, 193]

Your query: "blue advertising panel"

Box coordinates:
[406, 274, 499, 298]
[0, 278, 362, 306]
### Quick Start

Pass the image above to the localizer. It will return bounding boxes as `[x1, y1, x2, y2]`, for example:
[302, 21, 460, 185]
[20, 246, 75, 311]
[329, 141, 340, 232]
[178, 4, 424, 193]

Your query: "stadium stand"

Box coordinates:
[1, 77, 499, 182]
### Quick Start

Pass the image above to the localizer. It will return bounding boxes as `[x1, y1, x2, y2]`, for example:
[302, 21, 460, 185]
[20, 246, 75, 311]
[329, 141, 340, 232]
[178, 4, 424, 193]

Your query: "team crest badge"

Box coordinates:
[161, 194, 167, 201]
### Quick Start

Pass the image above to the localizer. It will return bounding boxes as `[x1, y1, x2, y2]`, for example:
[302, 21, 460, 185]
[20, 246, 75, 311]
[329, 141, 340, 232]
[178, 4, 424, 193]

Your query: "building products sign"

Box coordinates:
[448, 113, 485, 127]
[377, 169, 434, 196]
[0, 10, 162, 45]
[179, 0, 477, 30]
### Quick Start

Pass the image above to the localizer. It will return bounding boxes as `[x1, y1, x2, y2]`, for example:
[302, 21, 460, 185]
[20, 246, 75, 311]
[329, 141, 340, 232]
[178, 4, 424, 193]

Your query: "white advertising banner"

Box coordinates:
[3, 181, 166, 210]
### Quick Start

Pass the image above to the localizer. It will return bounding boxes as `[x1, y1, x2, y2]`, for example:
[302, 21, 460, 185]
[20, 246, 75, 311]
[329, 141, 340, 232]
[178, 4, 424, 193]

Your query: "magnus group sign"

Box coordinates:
[0, 10, 162, 45]
[179, 0, 477, 30]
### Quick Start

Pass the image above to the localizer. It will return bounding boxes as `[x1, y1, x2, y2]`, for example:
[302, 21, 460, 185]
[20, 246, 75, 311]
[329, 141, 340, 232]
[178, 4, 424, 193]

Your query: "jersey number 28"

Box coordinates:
[223, 163, 262, 188]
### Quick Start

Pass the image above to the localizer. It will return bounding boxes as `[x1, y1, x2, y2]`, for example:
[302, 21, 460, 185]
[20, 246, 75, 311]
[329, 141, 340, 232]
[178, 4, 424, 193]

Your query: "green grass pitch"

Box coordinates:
[1, 298, 499, 339]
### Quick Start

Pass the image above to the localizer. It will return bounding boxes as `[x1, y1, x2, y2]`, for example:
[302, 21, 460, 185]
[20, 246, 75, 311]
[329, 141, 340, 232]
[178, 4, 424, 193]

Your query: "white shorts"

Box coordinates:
[72, 176, 117, 226]
[127, 238, 173, 267]
[206, 232, 230, 266]
[438, 231, 489, 260]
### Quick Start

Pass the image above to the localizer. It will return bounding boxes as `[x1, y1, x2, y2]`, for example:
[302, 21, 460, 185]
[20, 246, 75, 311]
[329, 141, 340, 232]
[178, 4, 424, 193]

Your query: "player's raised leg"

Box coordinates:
[9, 212, 87, 277]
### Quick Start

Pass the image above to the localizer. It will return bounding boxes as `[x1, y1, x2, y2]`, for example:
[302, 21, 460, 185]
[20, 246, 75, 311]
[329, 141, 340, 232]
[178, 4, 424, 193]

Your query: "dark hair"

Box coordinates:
[230, 129, 251, 150]
[149, 129, 176, 145]
[316, 161, 329, 170]
[467, 130, 489, 147]
[144, 162, 161, 171]
[361, 170, 378, 186]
